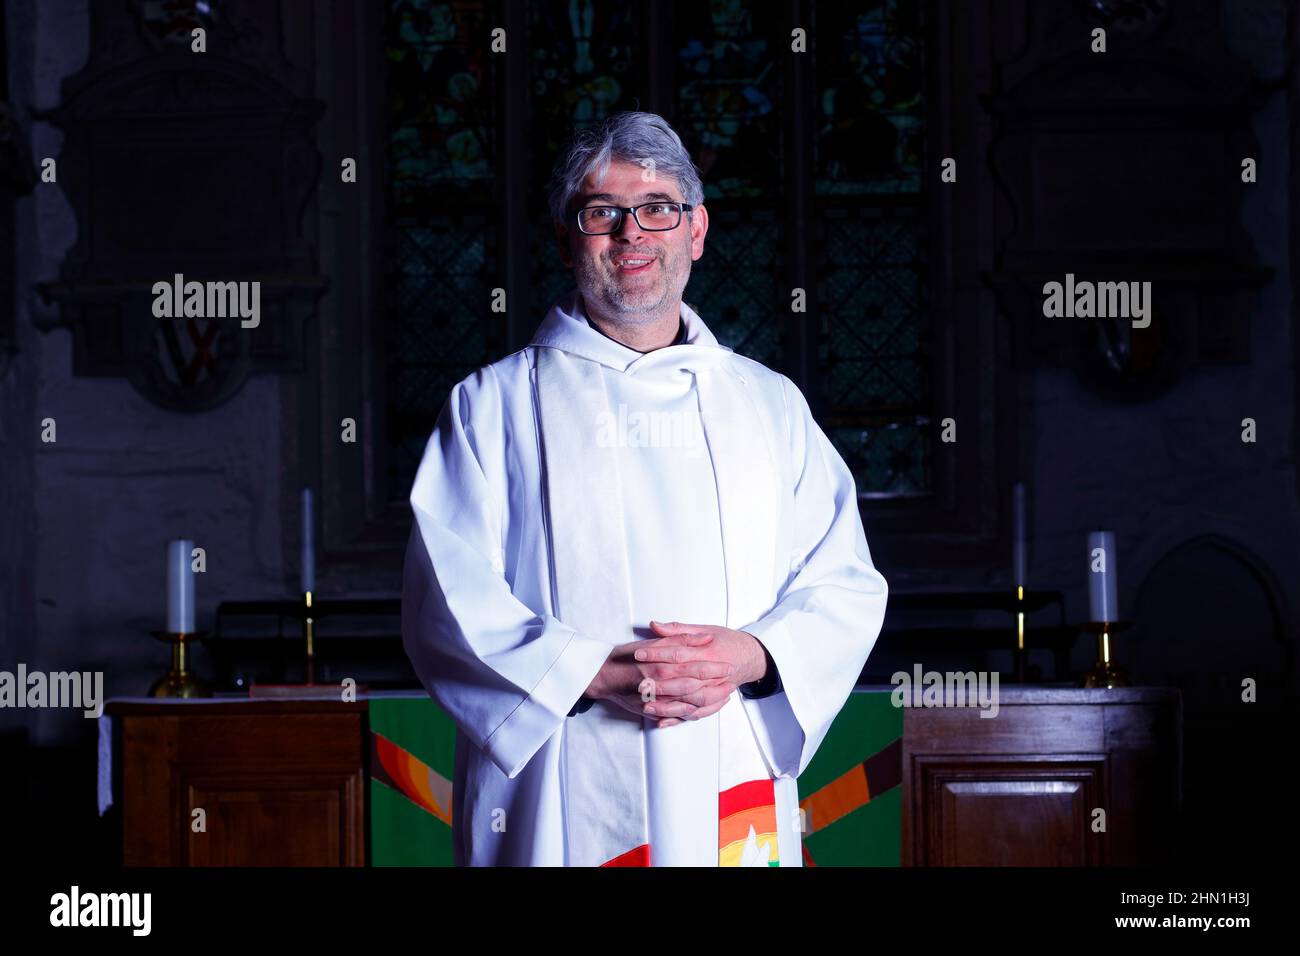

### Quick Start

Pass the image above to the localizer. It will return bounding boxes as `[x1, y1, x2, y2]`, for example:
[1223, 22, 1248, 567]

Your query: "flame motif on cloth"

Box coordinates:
[719, 778, 779, 866]
[599, 777, 779, 867]
[370, 731, 453, 826]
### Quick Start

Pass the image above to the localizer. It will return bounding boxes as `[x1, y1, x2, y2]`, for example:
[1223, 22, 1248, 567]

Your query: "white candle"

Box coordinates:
[301, 488, 315, 594]
[1087, 531, 1119, 622]
[1012, 482, 1028, 590]
[166, 539, 195, 633]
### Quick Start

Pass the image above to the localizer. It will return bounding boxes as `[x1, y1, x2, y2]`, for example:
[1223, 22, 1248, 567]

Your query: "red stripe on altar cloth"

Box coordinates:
[719, 777, 775, 818]
[601, 843, 651, 867]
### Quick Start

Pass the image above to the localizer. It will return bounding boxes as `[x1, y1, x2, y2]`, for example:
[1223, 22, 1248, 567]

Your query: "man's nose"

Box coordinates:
[612, 209, 648, 238]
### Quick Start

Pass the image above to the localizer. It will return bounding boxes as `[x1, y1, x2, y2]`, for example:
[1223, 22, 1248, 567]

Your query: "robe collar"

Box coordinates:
[587, 313, 686, 348]
[530, 288, 732, 374]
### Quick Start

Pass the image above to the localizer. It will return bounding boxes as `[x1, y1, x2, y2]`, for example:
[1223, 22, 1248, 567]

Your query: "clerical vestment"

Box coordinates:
[401, 289, 888, 866]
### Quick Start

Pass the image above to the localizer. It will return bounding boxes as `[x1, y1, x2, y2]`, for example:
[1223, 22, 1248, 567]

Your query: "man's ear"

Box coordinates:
[688, 203, 709, 262]
[554, 221, 574, 268]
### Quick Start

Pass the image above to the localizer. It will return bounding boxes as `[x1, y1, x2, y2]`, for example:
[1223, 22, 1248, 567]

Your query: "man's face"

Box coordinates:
[555, 160, 708, 319]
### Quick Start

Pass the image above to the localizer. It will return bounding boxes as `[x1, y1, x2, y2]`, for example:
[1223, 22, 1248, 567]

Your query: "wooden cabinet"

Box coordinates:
[902, 687, 1181, 866]
[107, 700, 366, 867]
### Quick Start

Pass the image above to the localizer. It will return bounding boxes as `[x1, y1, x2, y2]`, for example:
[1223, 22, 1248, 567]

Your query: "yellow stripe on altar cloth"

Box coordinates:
[719, 827, 779, 866]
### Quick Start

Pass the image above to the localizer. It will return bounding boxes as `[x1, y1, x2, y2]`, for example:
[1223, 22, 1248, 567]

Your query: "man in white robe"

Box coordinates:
[402, 111, 888, 866]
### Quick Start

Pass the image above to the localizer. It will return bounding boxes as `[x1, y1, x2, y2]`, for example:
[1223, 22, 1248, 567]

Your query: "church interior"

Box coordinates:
[0, 0, 1294, 901]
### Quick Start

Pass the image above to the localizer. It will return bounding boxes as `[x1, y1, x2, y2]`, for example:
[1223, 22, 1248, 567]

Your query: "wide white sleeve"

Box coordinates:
[401, 365, 614, 780]
[739, 375, 889, 779]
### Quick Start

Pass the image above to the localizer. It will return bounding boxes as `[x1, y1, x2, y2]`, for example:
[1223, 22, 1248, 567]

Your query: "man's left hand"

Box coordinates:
[634, 620, 767, 728]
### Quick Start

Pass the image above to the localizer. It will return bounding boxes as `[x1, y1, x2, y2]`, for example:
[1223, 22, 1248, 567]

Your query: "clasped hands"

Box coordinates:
[585, 620, 768, 728]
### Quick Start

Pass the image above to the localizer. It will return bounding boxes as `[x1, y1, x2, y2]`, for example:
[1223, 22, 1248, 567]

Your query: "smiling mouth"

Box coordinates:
[613, 256, 656, 274]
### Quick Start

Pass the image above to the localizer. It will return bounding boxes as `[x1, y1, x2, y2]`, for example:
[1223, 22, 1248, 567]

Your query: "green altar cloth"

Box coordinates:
[369, 688, 901, 866]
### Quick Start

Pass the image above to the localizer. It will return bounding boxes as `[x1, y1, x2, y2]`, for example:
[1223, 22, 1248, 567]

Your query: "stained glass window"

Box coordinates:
[814, 0, 931, 496]
[384, 0, 500, 500]
[674, 0, 780, 199]
[383, 0, 933, 501]
[818, 209, 931, 496]
[681, 208, 783, 369]
[814, 1, 925, 195]
[672, 0, 784, 370]
[529, 0, 638, 318]
[387, 0, 494, 198]
[528, 0, 636, 198]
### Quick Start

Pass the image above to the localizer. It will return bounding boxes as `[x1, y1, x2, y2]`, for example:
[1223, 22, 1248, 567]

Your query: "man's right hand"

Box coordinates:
[586, 634, 734, 722]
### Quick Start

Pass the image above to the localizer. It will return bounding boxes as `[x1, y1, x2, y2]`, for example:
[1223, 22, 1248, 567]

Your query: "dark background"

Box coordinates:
[0, 0, 1295, 868]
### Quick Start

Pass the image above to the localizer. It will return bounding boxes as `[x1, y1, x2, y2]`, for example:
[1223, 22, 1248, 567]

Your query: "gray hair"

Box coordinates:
[546, 111, 705, 226]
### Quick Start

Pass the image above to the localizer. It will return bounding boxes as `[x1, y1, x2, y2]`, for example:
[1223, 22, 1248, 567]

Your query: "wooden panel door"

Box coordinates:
[915, 756, 1107, 866]
[184, 770, 364, 866]
[117, 702, 366, 866]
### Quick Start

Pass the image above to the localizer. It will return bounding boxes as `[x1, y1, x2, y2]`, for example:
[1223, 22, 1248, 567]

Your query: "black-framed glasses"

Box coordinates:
[575, 201, 694, 235]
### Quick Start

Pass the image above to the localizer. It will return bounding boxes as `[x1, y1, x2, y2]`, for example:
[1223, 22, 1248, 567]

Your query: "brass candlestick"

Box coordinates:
[1080, 620, 1132, 688]
[148, 630, 211, 697]
[303, 590, 316, 685]
[1013, 586, 1027, 683]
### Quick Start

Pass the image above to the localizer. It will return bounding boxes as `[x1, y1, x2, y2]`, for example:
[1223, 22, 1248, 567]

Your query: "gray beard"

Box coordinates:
[575, 252, 689, 318]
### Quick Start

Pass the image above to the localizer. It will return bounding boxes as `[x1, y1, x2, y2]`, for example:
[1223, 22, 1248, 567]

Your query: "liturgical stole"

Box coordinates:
[535, 342, 781, 866]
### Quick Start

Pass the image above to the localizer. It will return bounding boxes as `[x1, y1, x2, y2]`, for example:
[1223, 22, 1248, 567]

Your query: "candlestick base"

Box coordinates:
[1082, 659, 1131, 689]
[1078, 621, 1132, 688]
[148, 630, 211, 698]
